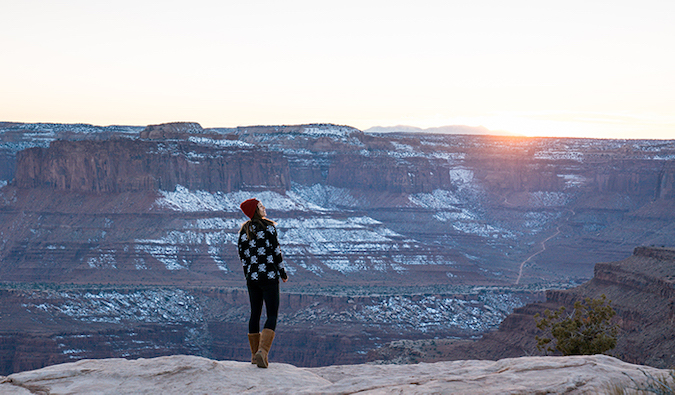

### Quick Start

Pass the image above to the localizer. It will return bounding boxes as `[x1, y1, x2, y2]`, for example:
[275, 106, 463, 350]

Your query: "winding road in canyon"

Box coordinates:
[515, 227, 561, 285]
[511, 203, 576, 285]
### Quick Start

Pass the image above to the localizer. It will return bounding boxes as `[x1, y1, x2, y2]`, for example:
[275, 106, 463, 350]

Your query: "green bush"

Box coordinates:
[534, 294, 618, 356]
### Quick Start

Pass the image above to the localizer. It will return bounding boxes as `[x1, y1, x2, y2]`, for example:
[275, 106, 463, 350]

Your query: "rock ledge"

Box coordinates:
[1, 354, 671, 394]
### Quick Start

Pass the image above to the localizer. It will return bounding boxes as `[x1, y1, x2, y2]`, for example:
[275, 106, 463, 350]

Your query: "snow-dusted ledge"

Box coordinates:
[1, 354, 670, 394]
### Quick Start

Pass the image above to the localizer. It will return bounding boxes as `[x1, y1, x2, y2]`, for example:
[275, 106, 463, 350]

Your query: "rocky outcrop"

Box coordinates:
[139, 122, 205, 139]
[0, 152, 13, 182]
[14, 139, 289, 193]
[592, 160, 673, 197]
[1, 354, 671, 394]
[325, 154, 456, 193]
[591, 247, 675, 300]
[473, 161, 564, 192]
[657, 162, 675, 199]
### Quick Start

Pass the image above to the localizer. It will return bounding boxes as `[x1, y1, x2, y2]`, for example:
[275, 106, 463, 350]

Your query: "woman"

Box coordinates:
[238, 198, 288, 368]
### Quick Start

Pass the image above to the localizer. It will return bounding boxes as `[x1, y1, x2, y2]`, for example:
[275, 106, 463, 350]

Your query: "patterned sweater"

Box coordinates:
[238, 221, 287, 282]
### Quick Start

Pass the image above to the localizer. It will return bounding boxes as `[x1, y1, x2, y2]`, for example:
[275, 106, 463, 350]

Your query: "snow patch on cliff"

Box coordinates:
[26, 289, 203, 325]
[409, 189, 461, 208]
[154, 185, 325, 213]
[534, 148, 583, 161]
[434, 209, 477, 222]
[154, 186, 235, 212]
[87, 251, 117, 269]
[285, 292, 525, 333]
[452, 222, 516, 239]
[390, 142, 414, 152]
[134, 244, 187, 270]
[144, 193, 421, 275]
[527, 191, 570, 207]
[449, 168, 474, 184]
[523, 211, 562, 233]
[291, 183, 363, 209]
[412, 189, 513, 238]
[281, 217, 401, 256]
[301, 125, 356, 138]
[188, 136, 253, 148]
[299, 125, 364, 147]
[276, 216, 438, 274]
[324, 259, 365, 273]
[183, 218, 241, 230]
[561, 174, 586, 188]
[135, 225, 238, 271]
[134, 213, 411, 275]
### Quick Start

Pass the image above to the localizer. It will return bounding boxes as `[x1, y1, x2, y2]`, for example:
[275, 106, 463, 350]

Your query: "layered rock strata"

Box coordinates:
[1, 122, 674, 376]
[15, 139, 289, 193]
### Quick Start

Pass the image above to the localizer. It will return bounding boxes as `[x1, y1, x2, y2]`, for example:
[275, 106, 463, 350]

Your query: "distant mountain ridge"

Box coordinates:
[364, 124, 519, 136]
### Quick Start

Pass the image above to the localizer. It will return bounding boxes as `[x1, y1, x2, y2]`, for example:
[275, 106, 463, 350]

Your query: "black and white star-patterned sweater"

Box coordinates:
[238, 221, 287, 282]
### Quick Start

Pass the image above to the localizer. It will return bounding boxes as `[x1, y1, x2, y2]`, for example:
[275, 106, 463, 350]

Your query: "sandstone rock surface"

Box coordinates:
[0, 354, 670, 394]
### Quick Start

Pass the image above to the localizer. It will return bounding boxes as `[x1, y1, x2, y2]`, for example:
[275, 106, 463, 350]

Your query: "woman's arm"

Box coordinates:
[268, 226, 287, 281]
[238, 230, 251, 277]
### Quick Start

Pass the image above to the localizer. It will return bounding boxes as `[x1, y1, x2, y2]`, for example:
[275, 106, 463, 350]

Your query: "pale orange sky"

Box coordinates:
[1, 1, 674, 139]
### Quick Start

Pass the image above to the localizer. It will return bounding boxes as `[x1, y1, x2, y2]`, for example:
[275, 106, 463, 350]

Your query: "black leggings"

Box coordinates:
[247, 279, 280, 333]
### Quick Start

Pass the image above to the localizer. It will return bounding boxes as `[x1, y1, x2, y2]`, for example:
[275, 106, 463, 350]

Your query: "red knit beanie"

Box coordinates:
[240, 198, 259, 219]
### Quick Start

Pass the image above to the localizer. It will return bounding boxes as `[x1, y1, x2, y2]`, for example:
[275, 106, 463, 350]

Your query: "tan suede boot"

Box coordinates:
[254, 328, 275, 368]
[248, 333, 260, 364]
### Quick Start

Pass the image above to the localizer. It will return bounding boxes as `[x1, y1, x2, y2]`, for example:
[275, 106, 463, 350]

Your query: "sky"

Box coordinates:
[1, 1, 674, 139]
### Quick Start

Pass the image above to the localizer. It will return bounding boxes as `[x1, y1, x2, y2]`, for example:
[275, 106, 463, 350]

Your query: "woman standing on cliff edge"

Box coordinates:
[238, 198, 288, 368]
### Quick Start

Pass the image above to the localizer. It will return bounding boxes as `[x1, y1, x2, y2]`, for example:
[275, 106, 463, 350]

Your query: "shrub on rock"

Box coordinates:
[535, 294, 618, 356]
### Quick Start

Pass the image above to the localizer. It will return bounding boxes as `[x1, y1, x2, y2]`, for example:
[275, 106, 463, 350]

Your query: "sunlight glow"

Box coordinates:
[1, 1, 673, 139]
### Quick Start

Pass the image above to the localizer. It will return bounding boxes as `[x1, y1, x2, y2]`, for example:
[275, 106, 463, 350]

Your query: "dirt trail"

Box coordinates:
[515, 209, 575, 285]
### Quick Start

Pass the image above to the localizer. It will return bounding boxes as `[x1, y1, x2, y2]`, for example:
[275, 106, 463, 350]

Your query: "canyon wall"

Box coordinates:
[2, 123, 675, 294]
[8, 126, 675, 202]
[15, 140, 289, 193]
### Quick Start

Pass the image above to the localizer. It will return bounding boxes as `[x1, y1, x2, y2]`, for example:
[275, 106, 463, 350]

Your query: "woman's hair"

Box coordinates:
[240, 205, 277, 239]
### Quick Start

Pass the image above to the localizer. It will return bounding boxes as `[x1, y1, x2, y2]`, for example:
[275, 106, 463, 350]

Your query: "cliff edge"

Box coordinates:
[1, 354, 671, 394]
